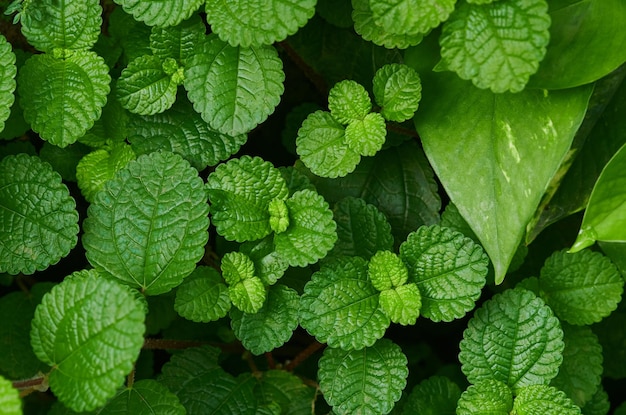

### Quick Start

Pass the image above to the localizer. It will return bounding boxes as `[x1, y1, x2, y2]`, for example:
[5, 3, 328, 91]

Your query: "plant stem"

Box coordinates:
[285, 341, 325, 372]
[279, 40, 328, 97]
[12, 377, 45, 390]
[265, 352, 276, 369]
[142, 338, 245, 353]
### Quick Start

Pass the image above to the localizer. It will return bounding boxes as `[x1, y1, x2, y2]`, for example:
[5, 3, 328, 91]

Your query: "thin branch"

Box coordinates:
[244, 351, 259, 374]
[285, 341, 325, 372]
[142, 338, 245, 353]
[265, 352, 276, 370]
[278, 40, 328, 97]
[12, 377, 46, 390]
[386, 122, 420, 139]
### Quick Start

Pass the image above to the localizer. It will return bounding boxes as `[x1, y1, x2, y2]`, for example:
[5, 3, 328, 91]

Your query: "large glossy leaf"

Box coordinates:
[529, 0, 626, 89]
[113, 0, 204, 27]
[0, 376, 20, 415]
[0, 155, 79, 275]
[30, 270, 146, 412]
[18, 51, 111, 148]
[97, 379, 185, 415]
[185, 34, 284, 136]
[83, 151, 209, 295]
[0, 35, 16, 134]
[416, 72, 592, 283]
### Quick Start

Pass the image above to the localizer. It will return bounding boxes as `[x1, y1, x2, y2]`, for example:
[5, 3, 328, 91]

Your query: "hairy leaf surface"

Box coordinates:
[369, 0, 456, 36]
[0, 155, 79, 275]
[76, 144, 136, 203]
[0, 35, 16, 134]
[174, 266, 231, 323]
[352, 0, 424, 49]
[456, 380, 512, 415]
[514, 384, 581, 415]
[30, 270, 145, 412]
[97, 379, 185, 415]
[373, 63, 422, 122]
[83, 151, 209, 295]
[0, 376, 20, 415]
[402, 376, 461, 415]
[318, 339, 407, 415]
[113, 0, 204, 27]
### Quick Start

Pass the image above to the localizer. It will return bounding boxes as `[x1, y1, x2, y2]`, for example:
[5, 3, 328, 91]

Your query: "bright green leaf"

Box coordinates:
[269, 198, 290, 234]
[352, 0, 424, 49]
[344, 112, 387, 156]
[439, 0, 551, 93]
[513, 384, 581, 415]
[416, 72, 592, 283]
[185, 34, 285, 136]
[378, 284, 421, 325]
[0, 375, 21, 415]
[240, 236, 289, 286]
[229, 277, 266, 314]
[174, 266, 231, 323]
[373, 63, 422, 123]
[328, 80, 372, 124]
[30, 270, 145, 412]
[254, 370, 316, 415]
[20, 0, 101, 52]
[0, 35, 16, 134]
[150, 14, 205, 65]
[456, 380, 513, 415]
[113, 0, 204, 27]
[206, 156, 289, 242]
[83, 151, 209, 295]
[205, 0, 316, 47]
[274, 189, 338, 267]
[370, 0, 456, 36]
[76, 143, 136, 203]
[402, 376, 461, 415]
[538, 249, 623, 325]
[318, 338, 408, 415]
[299, 257, 390, 350]
[296, 110, 360, 178]
[221, 251, 256, 285]
[18, 51, 110, 148]
[399, 225, 489, 322]
[459, 288, 564, 391]
[230, 285, 299, 355]
[0, 155, 79, 275]
[368, 250, 408, 290]
[97, 379, 185, 415]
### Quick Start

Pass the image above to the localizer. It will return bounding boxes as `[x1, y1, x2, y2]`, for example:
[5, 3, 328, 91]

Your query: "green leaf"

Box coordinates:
[331, 197, 394, 260]
[0, 375, 21, 415]
[399, 225, 489, 322]
[581, 386, 610, 415]
[328, 80, 372, 124]
[174, 266, 231, 323]
[529, 0, 626, 89]
[550, 324, 603, 408]
[185, 34, 285, 136]
[459, 288, 564, 391]
[274, 189, 338, 267]
[0, 155, 79, 275]
[30, 270, 146, 412]
[205, 0, 316, 47]
[39, 141, 91, 182]
[368, 250, 408, 290]
[113, 0, 204, 27]
[83, 151, 209, 295]
[513, 384, 581, 415]
[352, 0, 424, 49]
[269, 198, 290, 234]
[18, 51, 110, 148]
[240, 236, 289, 286]
[116, 55, 182, 116]
[97, 379, 185, 415]
[378, 284, 421, 325]
[344, 112, 387, 156]
[571, 143, 626, 251]
[221, 251, 256, 285]
[369, 0, 456, 36]
[594, 308, 626, 379]
[80, 86, 129, 148]
[402, 376, 461, 415]
[296, 110, 360, 178]
[229, 277, 267, 314]
[76, 144, 136, 203]
[317, 0, 354, 28]
[438, 0, 550, 93]
[300, 257, 390, 350]
[150, 14, 205, 65]
[230, 285, 299, 355]
[254, 370, 316, 415]
[416, 72, 592, 283]
[128, 98, 248, 171]
[20, 0, 101, 52]
[318, 338, 408, 415]
[456, 380, 513, 415]
[538, 249, 623, 325]
[0, 35, 16, 134]
[373, 63, 422, 123]
[206, 156, 289, 242]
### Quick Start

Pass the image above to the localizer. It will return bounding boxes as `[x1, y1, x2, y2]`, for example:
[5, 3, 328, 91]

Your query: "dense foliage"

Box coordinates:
[1, 0, 626, 414]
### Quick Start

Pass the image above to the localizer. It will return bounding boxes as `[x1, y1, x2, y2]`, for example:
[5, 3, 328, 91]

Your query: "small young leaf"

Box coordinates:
[230, 285, 299, 355]
[296, 110, 360, 178]
[96, 379, 185, 415]
[229, 277, 266, 314]
[402, 376, 461, 415]
[185, 34, 285, 136]
[30, 270, 145, 412]
[206, 156, 289, 242]
[274, 189, 338, 267]
[538, 249, 623, 325]
[18, 51, 110, 147]
[205, 0, 316, 47]
[328, 80, 372, 124]
[269, 198, 290, 234]
[368, 250, 408, 290]
[318, 338, 408, 415]
[513, 384, 581, 415]
[352, 0, 424, 49]
[331, 197, 394, 260]
[299, 257, 390, 350]
[222, 251, 256, 285]
[19, 0, 101, 52]
[456, 379, 513, 415]
[459, 288, 564, 391]
[369, 0, 456, 36]
[117, 55, 181, 116]
[0, 155, 79, 275]
[344, 112, 387, 156]
[113, 0, 204, 27]
[76, 143, 136, 203]
[150, 14, 205, 65]
[399, 225, 489, 322]
[0, 35, 16, 134]
[83, 151, 209, 295]
[0, 375, 21, 415]
[174, 266, 231, 323]
[240, 236, 289, 286]
[373, 63, 422, 123]
[378, 284, 421, 325]
[439, 0, 551, 93]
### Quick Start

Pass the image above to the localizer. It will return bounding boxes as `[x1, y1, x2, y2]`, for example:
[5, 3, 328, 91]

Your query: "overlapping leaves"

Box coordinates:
[0, 35, 16, 134]
[94, 379, 185, 415]
[113, 0, 204, 27]
[352, 0, 424, 49]
[369, 0, 456, 37]
[174, 266, 231, 323]
[76, 143, 136, 203]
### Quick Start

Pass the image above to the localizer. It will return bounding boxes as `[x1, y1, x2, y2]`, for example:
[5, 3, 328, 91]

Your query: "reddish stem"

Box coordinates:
[285, 341, 325, 372]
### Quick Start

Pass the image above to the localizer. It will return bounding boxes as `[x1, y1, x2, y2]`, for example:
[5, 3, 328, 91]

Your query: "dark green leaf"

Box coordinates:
[76, 143, 136, 203]
[97, 379, 185, 415]
[402, 376, 461, 415]
[0, 35, 16, 134]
